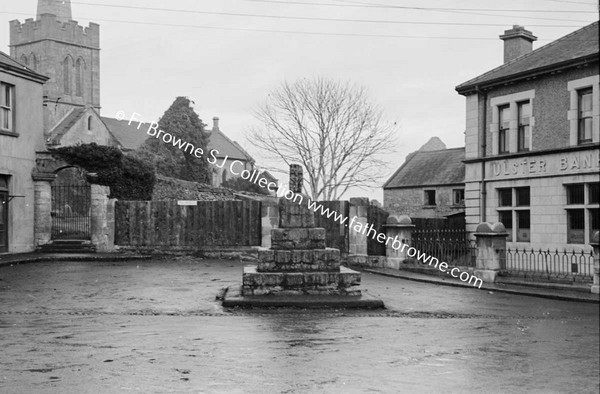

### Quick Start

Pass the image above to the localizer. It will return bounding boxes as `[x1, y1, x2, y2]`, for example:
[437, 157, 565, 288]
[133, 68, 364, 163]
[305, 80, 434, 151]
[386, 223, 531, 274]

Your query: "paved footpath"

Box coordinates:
[0, 257, 598, 393]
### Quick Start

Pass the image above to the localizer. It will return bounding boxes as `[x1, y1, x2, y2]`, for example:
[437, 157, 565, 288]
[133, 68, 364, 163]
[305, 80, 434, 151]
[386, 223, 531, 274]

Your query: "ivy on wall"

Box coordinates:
[52, 143, 156, 200]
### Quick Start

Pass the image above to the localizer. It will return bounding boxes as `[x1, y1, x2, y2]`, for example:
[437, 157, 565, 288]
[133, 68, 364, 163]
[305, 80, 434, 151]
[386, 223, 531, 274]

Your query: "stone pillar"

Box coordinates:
[289, 164, 303, 193]
[473, 222, 508, 283]
[591, 231, 599, 294]
[90, 184, 115, 252]
[348, 197, 369, 256]
[261, 201, 279, 248]
[32, 175, 55, 247]
[383, 215, 414, 270]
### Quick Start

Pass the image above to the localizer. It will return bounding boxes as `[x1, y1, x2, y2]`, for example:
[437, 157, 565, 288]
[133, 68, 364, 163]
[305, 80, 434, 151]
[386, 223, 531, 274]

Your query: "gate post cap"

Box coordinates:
[591, 230, 599, 246]
[384, 214, 414, 228]
[475, 222, 506, 235]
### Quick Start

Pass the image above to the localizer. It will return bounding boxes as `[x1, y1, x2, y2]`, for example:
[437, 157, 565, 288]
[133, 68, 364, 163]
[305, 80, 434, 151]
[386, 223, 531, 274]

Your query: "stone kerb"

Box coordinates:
[591, 230, 599, 295]
[473, 222, 508, 283]
[383, 214, 414, 270]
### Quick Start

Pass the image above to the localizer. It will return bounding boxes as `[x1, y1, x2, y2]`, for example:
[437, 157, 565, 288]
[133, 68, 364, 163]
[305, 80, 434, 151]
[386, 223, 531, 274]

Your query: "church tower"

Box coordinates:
[9, 0, 100, 135]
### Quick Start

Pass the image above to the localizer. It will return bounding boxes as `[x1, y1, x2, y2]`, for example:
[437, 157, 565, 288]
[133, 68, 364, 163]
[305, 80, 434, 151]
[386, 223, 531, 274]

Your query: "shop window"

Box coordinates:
[516, 187, 530, 206]
[565, 182, 599, 244]
[498, 188, 512, 207]
[452, 189, 464, 205]
[590, 208, 599, 242]
[424, 190, 436, 206]
[567, 184, 585, 204]
[499, 210, 513, 241]
[589, 183, 599, 204]
[517, 101, 531, 152]
[497, 186, 530, 243]
[0, 82, 14, 133]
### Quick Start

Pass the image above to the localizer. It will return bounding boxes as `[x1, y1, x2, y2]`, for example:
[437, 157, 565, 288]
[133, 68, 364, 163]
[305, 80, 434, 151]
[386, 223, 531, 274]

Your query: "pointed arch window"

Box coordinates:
[75, 58, 84, 97]
[63, 57, 72, 95]
[20, 55, 28, 67]
[30, 54, 38, 71]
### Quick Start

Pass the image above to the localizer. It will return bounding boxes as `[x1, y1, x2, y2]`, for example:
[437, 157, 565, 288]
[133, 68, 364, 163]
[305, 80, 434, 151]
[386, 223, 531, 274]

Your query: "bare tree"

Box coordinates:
[249, 77, 397, 200]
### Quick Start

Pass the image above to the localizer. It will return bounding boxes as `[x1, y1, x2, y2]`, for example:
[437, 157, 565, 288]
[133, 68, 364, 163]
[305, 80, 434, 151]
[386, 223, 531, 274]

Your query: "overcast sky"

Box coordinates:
[1, 0, 598, 200]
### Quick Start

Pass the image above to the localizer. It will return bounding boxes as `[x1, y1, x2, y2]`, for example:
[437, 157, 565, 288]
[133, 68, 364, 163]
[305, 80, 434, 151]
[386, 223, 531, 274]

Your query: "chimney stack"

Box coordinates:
[499, 25, 537, 64]
[212, 117, 220, 131]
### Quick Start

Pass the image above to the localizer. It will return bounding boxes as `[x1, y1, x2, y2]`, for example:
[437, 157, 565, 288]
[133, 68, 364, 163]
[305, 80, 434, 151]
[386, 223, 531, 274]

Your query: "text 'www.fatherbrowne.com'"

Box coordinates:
[116, 110, 483, 289]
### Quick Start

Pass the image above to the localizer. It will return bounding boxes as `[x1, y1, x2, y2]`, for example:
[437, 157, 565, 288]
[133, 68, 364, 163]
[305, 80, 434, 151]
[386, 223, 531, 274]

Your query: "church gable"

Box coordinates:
[47, 108, 121, 148]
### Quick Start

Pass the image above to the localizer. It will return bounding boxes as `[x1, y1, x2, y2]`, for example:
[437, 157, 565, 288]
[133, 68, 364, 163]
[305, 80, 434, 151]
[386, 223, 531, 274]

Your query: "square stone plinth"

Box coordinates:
[279, 200, 315, 228]
[241, 265, 362, 296]
[257, 248, 341, 272]
[271, 228, 326, 250]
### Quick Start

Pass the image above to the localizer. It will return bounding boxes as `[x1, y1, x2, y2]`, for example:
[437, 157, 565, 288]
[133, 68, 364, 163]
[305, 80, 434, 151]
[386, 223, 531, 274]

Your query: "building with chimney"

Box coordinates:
[9, 0, 118, 147]
[456, 22, 599, 250]
[383, 137, 465, 219]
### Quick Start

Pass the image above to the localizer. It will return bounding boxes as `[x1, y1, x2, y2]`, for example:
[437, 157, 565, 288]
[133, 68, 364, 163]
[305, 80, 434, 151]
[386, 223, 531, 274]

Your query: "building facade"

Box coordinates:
[456, 23, 599, 250]
[0, 52, 48, 253]
[384, 137, 465, 218]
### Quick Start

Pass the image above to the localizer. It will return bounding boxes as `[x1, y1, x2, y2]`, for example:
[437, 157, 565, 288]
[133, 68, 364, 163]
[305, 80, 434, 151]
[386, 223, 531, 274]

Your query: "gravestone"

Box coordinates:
[223, 165, 383, 308]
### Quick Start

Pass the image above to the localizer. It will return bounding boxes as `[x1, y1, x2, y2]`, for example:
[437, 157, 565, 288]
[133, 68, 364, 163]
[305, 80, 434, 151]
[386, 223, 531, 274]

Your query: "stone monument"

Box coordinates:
[222, 165, 383, 308]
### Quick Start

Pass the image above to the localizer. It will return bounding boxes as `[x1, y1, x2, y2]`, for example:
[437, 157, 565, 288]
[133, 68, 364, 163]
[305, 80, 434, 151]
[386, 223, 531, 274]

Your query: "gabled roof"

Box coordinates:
[103, 117, 254, 162]
[384, 147, 465, 189]
[456, 21, 599, 94]
[101, 116, 152, 151]
[47, 108, 87, 145]
[0, 50, 48, 83]
[207, 128, 254, 162]
[48, 108, 121, 147]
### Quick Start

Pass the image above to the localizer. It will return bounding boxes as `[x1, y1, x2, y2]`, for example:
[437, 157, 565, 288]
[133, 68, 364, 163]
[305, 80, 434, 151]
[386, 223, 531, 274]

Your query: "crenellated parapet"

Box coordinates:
[10, 14, 99, 49]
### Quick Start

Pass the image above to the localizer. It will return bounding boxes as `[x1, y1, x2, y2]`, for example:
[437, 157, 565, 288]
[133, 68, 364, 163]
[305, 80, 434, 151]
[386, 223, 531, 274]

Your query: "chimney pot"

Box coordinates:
[212, 116, 220, 131]
[499, 25, 537, 64]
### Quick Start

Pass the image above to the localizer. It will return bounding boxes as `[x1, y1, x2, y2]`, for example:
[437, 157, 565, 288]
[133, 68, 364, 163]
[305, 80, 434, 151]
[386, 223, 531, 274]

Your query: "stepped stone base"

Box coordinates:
[242, 265, 361, 296]
[223, 286, 384, 309]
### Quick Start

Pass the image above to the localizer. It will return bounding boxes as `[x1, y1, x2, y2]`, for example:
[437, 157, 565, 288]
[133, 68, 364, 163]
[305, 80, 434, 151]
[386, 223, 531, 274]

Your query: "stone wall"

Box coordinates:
[384, 186, 464, 218]
[152, 175, 238, 201]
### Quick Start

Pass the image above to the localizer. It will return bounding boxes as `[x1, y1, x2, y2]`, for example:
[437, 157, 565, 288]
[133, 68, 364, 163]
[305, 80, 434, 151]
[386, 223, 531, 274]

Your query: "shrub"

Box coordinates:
[52, 143, 156, 200]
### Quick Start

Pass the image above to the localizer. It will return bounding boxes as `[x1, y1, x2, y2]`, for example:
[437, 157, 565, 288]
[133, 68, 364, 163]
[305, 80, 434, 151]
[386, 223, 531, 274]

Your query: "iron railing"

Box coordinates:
[502, 248, 594, 282]
[411, 229, 476, 267]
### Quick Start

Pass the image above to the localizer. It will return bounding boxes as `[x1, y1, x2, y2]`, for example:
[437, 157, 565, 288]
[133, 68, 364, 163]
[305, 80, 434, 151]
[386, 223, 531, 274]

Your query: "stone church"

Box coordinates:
[10, 0, 119, 147]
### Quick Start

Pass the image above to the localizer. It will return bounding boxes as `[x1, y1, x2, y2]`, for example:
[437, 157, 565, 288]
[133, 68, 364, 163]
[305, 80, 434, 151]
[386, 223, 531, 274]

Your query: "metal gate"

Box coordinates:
[51, 184, 91, 240]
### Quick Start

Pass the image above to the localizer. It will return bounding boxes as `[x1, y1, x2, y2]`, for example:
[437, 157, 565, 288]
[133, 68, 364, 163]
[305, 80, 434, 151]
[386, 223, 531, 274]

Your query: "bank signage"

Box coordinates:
[486, 149, 599, 180]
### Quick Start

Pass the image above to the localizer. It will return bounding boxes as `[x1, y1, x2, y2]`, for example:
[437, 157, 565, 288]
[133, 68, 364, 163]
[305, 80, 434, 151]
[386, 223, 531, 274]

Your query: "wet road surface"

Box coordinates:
[0, 257, 598, 393]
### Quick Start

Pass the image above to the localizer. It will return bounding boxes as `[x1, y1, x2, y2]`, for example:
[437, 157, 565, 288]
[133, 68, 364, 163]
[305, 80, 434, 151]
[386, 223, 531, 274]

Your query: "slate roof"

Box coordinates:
[456, 21, 599, 93]
[208, 129, 254, 161]
[104, 117, 254, 162]
[101, 116, 152, 151]
[0, 50, 48, 82]
[383, 147, 465, 189]
[47, 108, 87, 145]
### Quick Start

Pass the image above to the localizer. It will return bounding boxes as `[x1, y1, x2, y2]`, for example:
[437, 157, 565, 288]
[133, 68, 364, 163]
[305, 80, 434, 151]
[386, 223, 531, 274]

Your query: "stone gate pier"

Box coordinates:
[222, 165, 383, 308]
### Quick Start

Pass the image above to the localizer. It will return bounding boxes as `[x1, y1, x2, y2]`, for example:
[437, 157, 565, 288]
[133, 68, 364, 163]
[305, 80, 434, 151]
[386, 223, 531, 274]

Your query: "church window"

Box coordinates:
[30, 54, 38, 71]
[76, 59, 84, 97]
[20, 55, 28, 67]
[87, 116, 92, 131]
[63, 57, 72, 94]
